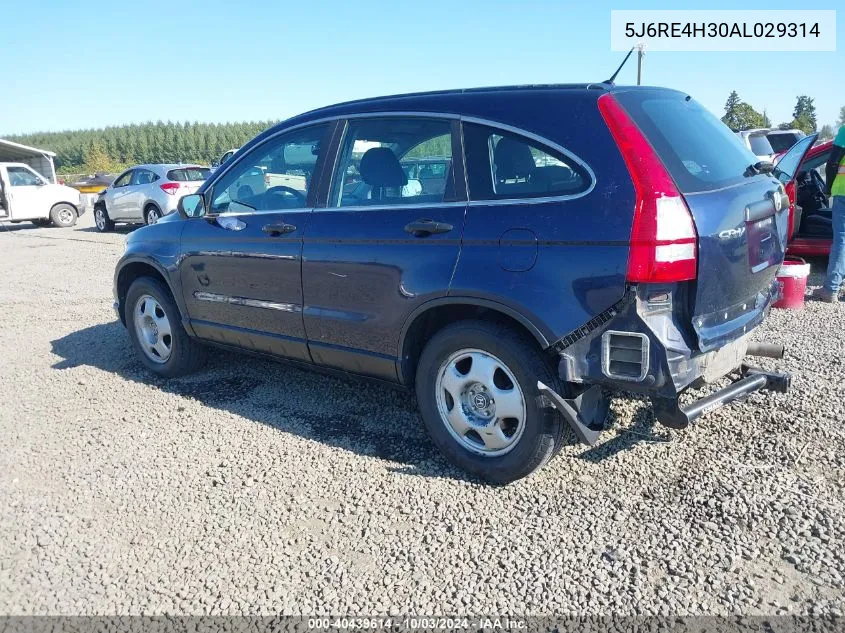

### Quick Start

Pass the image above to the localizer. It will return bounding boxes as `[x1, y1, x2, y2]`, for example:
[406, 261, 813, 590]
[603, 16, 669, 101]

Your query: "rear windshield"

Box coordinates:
[767, 133, 799, 154]
[167, 167, 211, 182]
[748, 134, 774, 157]
[613, 90, 759, 193]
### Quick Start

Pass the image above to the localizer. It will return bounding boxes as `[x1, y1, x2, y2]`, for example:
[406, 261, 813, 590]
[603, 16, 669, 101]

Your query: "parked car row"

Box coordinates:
[113, 82, 802, 483]
[93, 164, 211, 231]
[736, 127, 806, 163]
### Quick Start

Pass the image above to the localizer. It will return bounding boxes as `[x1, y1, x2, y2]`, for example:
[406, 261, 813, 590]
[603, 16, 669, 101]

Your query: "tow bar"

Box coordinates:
[653, 341, 791, 429]
[539, 341, 791, 441]
[652, 364, 791, 429]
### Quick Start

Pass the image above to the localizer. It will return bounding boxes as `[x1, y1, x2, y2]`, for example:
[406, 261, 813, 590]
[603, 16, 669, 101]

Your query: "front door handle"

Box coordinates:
[404, 219, 453, 237]
[262, 222, 296, 236]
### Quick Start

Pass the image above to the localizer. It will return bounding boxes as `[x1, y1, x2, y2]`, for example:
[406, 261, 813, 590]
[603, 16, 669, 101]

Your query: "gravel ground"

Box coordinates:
[0, 212, 843, 617]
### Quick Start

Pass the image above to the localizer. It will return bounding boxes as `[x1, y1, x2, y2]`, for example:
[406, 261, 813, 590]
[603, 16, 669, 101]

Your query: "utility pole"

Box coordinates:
[636, 43, 646, 85]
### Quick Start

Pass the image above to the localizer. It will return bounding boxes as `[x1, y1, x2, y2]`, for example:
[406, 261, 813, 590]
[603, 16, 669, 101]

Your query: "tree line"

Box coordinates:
[722, 91, 844, 141]
[4, 120, 278, 174]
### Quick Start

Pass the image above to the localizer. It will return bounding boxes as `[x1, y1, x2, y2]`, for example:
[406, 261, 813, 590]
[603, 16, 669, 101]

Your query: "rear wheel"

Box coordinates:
[49, 203, 77, 228]
[125, 276, 206, 377]
[415, 320, 566, 484]
[144, 206, 161, 225]
[94, 206, 115, 232]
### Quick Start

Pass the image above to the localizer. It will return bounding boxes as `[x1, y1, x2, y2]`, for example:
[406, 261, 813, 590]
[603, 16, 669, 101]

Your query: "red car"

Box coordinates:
[775, 137, 834, 257]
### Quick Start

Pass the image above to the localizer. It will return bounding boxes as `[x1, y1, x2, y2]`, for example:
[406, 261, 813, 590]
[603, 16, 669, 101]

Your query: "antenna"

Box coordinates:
[604, 46, 635, 86]
[636, 43, 646, 85]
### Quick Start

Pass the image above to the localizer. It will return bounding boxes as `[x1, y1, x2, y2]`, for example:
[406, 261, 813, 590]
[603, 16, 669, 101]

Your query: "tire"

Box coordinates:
[415, 320, 567, 484]
[144, 205, 161, 225]
[125, 276, 206, 378]
[49, 203, 77, 228]
[94, 205, 115, 232]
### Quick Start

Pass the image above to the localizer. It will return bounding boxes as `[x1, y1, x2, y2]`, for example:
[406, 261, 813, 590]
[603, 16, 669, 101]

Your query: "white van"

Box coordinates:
[0, 162, 83, 227]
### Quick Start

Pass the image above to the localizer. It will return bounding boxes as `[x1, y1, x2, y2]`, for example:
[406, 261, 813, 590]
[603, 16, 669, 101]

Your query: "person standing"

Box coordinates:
[814, 125, 845, 302]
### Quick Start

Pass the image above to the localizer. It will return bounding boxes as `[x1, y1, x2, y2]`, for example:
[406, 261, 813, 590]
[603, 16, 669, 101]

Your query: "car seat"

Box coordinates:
[359, 147, 407, 202]
[494, 137, 537, 195]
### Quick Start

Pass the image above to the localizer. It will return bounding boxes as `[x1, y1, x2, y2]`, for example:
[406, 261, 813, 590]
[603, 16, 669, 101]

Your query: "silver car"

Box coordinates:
[93, 164, 211, 231]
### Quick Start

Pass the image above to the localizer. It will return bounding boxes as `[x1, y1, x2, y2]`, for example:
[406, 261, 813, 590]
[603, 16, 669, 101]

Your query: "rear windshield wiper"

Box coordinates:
[745, 161, 774, 177]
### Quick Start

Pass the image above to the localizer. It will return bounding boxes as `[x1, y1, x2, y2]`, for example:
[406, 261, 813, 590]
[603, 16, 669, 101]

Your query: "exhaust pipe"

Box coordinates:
[746, 342, 784, 359]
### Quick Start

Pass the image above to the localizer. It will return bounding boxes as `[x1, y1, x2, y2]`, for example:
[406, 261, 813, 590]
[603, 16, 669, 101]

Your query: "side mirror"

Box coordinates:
[178, 193, 206, 219]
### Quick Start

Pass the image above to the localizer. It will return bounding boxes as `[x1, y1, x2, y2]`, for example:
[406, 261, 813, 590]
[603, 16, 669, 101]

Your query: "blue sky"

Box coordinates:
[1, 0, 841, 135]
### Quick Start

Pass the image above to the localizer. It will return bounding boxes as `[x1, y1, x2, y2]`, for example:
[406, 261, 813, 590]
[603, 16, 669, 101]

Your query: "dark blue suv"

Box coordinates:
[114, 84, 793, 483]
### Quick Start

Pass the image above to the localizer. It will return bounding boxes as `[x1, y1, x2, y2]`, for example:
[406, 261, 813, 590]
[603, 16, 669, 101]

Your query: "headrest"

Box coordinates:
[359, 147, 407, 188]
[494, 137, 536, 180]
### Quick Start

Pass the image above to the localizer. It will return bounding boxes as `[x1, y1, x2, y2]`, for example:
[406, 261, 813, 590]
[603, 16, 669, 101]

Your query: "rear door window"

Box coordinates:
[330, 117, 458, 208]
[132, 169, 158, 185]
[614, 91, 764, 193]
[463, 123, 591, 201]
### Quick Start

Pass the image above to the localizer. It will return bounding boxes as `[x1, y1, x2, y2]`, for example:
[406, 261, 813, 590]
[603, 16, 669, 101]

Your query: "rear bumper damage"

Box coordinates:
[541, 286, 792, 444]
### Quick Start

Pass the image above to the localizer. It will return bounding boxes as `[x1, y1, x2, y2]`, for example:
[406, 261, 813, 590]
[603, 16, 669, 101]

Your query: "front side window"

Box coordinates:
[331, 118, 455, 208]
[463, 123, 590, 201]
[7, 167, 42, 187]
[210, 124, 329, 214]
[113, 171, 133, 188]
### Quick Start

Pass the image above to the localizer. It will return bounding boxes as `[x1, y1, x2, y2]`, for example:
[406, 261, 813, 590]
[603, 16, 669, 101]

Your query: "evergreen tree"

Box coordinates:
[790, 96, 817, 133]
[721, 91, 742, 130]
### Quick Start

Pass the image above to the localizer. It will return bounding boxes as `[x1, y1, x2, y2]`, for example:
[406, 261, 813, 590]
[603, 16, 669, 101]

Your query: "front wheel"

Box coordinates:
[125, 276, 206, 377]
[94, 206, 115, 232]
[415, 320, 566, 484]
[50, 203, 77, 227]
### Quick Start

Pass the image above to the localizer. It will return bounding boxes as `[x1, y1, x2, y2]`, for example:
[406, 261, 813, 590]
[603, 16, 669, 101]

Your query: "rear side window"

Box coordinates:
[614, 91, 760, 193]
[767, 133, 799, 154]
[168, 168, 211, 182]
[463, 123, 591, 201]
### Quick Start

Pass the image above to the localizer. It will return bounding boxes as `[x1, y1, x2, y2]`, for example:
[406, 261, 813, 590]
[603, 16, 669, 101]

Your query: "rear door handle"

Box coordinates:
[404, 219, 453, 237]
[262, 222, 296, 236]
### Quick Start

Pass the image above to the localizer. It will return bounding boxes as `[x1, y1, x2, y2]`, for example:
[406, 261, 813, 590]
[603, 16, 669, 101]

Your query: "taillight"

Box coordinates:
[597, 94, 698, 283]
[160, 182, 181, 195]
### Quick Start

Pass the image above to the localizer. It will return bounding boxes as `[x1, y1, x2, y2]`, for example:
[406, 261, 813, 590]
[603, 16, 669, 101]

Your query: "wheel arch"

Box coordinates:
[143, 200, 163, 219]
[115, 258, 179, 326]
[397, 297, 552, 386]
